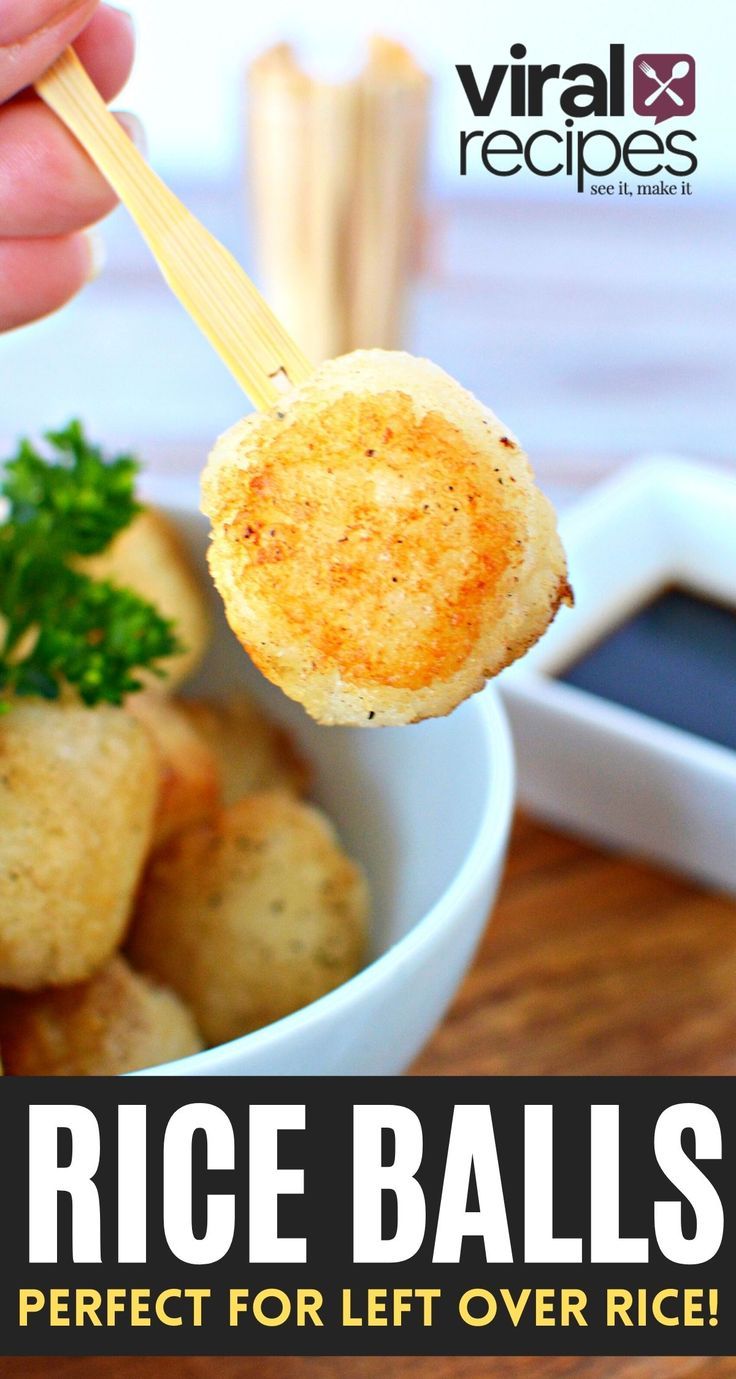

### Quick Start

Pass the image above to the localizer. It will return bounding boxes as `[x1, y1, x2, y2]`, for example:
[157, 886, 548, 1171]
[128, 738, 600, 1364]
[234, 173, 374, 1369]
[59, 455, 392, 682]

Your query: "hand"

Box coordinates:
[0, 1, 137, 331]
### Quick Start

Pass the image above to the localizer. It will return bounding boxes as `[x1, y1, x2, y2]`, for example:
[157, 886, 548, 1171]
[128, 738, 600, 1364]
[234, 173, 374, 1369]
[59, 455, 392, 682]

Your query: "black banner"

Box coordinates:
[0, 1077, 731, 1356]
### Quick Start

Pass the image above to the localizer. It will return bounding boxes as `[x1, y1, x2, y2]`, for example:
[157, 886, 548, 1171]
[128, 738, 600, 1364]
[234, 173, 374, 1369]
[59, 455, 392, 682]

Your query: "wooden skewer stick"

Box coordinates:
[36, 48, 314, 411]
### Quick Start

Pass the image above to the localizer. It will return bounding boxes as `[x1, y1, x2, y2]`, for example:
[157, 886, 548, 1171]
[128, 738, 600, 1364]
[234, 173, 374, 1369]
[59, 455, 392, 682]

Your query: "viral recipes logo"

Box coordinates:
[457, 44, 698, 194]
[633, 55, 696, 124]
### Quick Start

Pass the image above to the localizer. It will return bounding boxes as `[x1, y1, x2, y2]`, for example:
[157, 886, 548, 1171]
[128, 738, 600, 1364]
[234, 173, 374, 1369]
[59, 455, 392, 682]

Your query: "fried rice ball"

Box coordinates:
[128, 792, 368, 1044]
[201, 349, 571, 726]
[180, 694, 309, 804]
[127, 691, 221, 847]
[0, 701, 158, 989]
[0, 956, 203, 1075]
[84, 507, 209, 691]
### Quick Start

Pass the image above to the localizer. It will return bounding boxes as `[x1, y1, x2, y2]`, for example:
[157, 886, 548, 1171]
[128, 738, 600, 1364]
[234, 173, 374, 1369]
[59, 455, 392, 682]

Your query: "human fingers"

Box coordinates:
[0, 231, 101, 330]
[72, 3, 135, 103]
[0, 105, 141, 235]
[0, 0, 98, 103]
[0, 6, 137, 236]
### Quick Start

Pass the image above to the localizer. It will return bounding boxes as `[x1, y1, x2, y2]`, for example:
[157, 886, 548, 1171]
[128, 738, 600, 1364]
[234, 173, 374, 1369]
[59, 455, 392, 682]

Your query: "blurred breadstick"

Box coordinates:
[350, 38, 430, 349]
[246, 38, 429, 360]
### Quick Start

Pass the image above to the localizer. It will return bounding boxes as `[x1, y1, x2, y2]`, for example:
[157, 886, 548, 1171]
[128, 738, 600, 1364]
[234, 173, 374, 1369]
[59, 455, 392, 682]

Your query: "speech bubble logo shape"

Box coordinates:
[633, 54, 696, 124]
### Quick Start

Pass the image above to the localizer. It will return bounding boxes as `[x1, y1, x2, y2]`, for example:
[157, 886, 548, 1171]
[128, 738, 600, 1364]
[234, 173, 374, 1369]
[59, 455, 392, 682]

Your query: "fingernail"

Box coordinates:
[116, 111, 147, 158]
[85, 230, 106, 283]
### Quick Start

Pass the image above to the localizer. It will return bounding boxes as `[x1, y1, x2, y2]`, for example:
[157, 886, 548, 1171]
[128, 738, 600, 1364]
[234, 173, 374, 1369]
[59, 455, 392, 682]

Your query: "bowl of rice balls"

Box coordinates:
[1, 366, 568, 1073]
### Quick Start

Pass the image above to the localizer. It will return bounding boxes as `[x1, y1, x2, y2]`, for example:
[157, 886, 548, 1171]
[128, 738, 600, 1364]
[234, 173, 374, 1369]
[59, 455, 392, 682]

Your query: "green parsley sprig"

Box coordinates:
[0, 421, 181, 708]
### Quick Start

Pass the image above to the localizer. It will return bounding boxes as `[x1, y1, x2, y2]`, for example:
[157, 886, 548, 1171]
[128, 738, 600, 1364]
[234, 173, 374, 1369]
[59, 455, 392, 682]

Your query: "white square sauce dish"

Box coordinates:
[500, 459, 736, 896]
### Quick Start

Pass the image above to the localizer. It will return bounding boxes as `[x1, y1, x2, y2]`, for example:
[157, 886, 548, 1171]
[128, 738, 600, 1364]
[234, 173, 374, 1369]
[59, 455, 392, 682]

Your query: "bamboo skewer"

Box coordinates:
[36, 48, 314, 411]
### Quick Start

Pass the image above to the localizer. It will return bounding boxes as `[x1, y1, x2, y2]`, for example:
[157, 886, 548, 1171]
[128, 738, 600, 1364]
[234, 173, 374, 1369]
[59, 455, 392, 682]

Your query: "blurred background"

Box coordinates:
[1, 0, 734, 505]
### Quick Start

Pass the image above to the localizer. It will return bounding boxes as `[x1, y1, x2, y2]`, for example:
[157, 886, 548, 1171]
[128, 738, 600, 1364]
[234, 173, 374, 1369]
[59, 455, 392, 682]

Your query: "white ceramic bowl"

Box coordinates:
[137, 479, 515, 1076]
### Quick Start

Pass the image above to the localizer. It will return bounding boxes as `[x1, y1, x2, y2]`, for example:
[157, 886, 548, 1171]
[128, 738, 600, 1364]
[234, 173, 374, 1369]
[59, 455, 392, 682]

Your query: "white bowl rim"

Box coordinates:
[135, 475, 516, 1074]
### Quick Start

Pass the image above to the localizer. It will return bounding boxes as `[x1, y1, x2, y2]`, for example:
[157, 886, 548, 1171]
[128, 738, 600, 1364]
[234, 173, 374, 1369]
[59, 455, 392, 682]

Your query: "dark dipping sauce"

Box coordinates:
[559, 587, 736, 752]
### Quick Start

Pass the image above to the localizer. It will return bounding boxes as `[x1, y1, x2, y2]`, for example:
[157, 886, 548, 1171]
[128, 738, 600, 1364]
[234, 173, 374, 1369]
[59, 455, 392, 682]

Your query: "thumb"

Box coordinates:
[0, 0, 98, 103]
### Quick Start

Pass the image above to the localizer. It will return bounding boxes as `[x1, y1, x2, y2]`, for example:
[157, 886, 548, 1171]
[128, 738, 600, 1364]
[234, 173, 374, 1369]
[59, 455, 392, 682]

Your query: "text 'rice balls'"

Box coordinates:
[83, 507, 210, 691]
[126, 690, 221, 847]
[202, 349, 572, 727]
[0, 955, 203, 1075]
[180, 694, 309, 804]
[128, 792, 368, 1045]
[0, 701, 158, 989]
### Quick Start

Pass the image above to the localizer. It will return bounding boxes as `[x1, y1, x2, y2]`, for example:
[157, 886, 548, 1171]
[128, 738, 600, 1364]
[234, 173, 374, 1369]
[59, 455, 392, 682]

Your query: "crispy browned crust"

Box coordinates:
[0, 956, 203, 1075]
[0, 702, 159, 989]
[202, 350, 570, 725]
[128, 793, 368, 1045]
[179, 694, 310, 803]
[126, 691, 222, 847]
[83, 508, 210, 691]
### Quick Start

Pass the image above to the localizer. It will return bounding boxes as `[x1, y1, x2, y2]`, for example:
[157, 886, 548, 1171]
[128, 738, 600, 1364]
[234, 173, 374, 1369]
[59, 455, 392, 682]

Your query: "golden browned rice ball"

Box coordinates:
[180, 694, 309, 804]
[128, 792, 368, 1044]
[0, 956, 203, 1074]
[84, 507, 210, 691]
[127, 690, 221, 847]
[202, 349, 571, 726]
[0, 701, 158, 989]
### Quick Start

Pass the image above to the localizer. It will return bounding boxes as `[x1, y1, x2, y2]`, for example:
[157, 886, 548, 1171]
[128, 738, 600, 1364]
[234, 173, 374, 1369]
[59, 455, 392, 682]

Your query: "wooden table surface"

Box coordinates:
[3, 813, 734, 1379]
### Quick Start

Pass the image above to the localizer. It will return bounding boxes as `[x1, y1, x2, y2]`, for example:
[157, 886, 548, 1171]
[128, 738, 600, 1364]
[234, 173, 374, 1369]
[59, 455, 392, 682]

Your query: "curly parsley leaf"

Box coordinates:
[0, 422, 182, 708]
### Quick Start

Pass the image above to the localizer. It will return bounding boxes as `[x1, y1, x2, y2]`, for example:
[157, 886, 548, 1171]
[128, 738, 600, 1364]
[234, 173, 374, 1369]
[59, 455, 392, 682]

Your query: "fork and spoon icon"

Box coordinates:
[639, 58, 691, 106]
